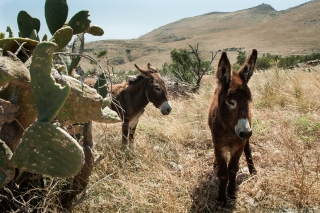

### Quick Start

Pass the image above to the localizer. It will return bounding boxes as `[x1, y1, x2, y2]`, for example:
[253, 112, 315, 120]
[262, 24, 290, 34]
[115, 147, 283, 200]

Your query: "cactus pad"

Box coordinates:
[0, 38, 38, 59]
[86, 25, 104, 36]
[50, 26, 73, 52]
[67, 56, 81, 75]
[45, 0, 69, 35]
[0, 140, 15, 188]
[29, 29, 40, 41]
[30, 41, 71, 122]
[67, 11, 91, 35]
[6, 26, 14, 38]
[94, 73, 109, 98]
[17, 10, 40, 38]
[42, 34, 48, 42]
[0, 53, 31, 87]
[51, 70, 120, 125]
[11, 122, 85, 178]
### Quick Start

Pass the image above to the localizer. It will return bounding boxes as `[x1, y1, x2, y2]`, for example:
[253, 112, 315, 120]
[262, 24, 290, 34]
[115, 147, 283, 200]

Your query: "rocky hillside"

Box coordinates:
[81, 1, 320, 72]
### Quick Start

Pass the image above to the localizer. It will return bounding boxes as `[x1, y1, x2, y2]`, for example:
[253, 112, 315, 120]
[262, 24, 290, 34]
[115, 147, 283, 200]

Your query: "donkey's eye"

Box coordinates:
[226, 99, 236, 109]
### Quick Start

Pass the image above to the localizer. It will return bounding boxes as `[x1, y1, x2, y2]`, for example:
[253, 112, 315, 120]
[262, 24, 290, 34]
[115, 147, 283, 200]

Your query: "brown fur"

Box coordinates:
[110, 63, 172, 148]
[208, 49, 258, 206]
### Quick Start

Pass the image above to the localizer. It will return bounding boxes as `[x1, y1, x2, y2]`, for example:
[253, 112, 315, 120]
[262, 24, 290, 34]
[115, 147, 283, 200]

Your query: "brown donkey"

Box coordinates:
[111, 63, 172, 148]
[208, 49, 257, 206]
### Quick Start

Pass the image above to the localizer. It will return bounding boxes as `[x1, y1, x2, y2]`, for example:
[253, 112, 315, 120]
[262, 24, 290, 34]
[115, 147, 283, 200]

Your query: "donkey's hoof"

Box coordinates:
[217, 196, 227, 207]
[227, 193, 236, 200]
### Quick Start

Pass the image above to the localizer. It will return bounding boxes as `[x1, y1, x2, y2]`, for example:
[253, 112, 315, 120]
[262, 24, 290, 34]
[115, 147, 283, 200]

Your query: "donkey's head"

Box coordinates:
[216, 49, 257, 139]
[134, 63, 172, 115]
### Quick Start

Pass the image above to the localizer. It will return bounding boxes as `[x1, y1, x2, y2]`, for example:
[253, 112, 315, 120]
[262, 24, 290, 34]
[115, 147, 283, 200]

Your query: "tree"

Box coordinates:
[162, 43, 216, 90]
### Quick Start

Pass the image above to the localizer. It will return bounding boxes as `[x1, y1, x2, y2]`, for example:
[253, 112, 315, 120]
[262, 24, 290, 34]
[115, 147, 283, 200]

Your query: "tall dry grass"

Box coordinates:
[74, 66, 320, 213]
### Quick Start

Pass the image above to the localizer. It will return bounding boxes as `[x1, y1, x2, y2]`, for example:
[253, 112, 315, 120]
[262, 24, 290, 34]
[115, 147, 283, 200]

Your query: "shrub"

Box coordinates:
[160, 43, 215, 90]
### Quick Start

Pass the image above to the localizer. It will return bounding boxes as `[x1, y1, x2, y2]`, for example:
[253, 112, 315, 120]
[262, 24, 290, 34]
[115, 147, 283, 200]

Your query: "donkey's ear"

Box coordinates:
[134, 64, 151, 77]
[238, 49, 257, 83]
[216, 51, 232, 85]
[147, 63, 158, 73]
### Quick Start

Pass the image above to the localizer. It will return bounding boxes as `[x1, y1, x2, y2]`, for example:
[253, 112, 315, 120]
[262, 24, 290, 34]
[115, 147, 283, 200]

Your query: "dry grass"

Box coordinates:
[74, 66, 320, 212]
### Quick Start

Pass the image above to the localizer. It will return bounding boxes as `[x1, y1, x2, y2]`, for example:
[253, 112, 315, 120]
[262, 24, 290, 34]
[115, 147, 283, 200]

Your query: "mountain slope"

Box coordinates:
[82, 1, 320, 72]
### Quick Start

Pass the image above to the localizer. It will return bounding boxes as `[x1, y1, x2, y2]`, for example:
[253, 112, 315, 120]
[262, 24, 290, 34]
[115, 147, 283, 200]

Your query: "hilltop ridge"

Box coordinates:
[83, 0, 319, 71]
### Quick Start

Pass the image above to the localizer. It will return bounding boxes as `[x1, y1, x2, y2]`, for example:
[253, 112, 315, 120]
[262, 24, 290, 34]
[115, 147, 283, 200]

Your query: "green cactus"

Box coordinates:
[0, 52, 31, 87]
[6, 26, 13, 38]
[67, 11, 91, 35]
[10, 122, 84, 178]
[29, 29, 40, 41]
[51, 72, 120, 126]
[94, 73, 109, 98]
[102, 96, 112, 108]
[17, 11, 40, 38]
[67, 56, 81, 75]
[49, 26, 73, 52]
[45, 0, 68, 35]
[42, 34, 48, 42]
[0, 32, 6, 39]
[0, 38, 38, 61]
[86, 25, 104, 36]
[0, 140, 15, 188]
[29, 41, 71, 122]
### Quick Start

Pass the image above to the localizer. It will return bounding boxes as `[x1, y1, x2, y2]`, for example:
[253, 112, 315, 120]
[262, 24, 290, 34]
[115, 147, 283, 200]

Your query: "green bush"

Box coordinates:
[254, 52, 320, 70]
[95, 49, 107, 58]
[160, 44, 215, 90]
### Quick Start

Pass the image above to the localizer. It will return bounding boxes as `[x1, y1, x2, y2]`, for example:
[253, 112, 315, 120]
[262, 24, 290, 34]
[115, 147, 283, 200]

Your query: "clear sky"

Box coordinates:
[0, 0, 310, 42]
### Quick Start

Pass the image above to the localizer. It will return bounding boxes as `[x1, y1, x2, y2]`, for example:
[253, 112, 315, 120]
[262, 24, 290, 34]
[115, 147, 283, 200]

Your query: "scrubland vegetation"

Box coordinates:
[74, 65, 320, 212]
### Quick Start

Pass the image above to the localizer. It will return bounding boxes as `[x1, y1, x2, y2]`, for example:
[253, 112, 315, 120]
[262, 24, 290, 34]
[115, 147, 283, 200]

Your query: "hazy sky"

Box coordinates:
[0, 0, 310, 42]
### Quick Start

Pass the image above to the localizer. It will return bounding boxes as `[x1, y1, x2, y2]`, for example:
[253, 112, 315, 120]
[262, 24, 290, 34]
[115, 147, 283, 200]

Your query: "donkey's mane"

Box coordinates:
[127, 74, 146, 85]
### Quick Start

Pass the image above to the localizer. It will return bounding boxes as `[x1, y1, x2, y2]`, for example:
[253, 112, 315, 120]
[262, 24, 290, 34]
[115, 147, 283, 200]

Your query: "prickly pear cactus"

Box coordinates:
[45, 0, 68, 35]
[0, 32, 5, 39]
[94, 73, 109, 98]
[0, 140, 15, 188]
[67, 11, 91, 35]
[42, 34, 48, 41]
[6, 26, 13, 38]
[17, 10, 40, 38]
[86, 25, 104, 36]
[29, 41, 71, 122]
[67, 56, 81, 75]
[10, 41, 86, 178]
[51, 71, 120, 126]
[11, 122, 84, 178]
[0, 52, 31, 87]
[29, 29, 40, 41]
[50, 26, 73, 52]
[0, 38, 39, 61]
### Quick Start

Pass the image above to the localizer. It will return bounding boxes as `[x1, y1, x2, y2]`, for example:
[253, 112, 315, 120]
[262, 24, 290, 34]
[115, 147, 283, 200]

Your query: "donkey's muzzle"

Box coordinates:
[239, 130, 252, 139]
[160, 101, 172, 115]
[235, 118, 252, 139]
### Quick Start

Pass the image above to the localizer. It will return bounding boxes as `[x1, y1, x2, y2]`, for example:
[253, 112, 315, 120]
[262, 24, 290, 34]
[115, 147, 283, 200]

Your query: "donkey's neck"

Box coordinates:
[126, 78, 150, 111]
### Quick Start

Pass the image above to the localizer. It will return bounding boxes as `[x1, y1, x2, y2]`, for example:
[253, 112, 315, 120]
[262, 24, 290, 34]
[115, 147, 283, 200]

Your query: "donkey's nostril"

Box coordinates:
[239, 130, 252, 139]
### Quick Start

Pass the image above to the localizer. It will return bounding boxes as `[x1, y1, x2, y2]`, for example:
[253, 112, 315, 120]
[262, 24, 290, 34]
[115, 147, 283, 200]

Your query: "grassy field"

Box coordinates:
[73, 65, 320, 212]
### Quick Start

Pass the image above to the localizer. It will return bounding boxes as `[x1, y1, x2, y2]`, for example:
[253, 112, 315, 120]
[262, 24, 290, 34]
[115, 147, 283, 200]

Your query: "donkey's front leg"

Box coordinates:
[227, 148, 243, 199]
[122, 122, 129, 145]
[215, 149, 228, 206]
[244, 139, 256, 174]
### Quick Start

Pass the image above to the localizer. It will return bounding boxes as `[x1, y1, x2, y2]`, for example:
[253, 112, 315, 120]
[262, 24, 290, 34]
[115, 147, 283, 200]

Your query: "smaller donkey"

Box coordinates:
[110, 63, 172, 148]
[208, 49, 257, 206]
